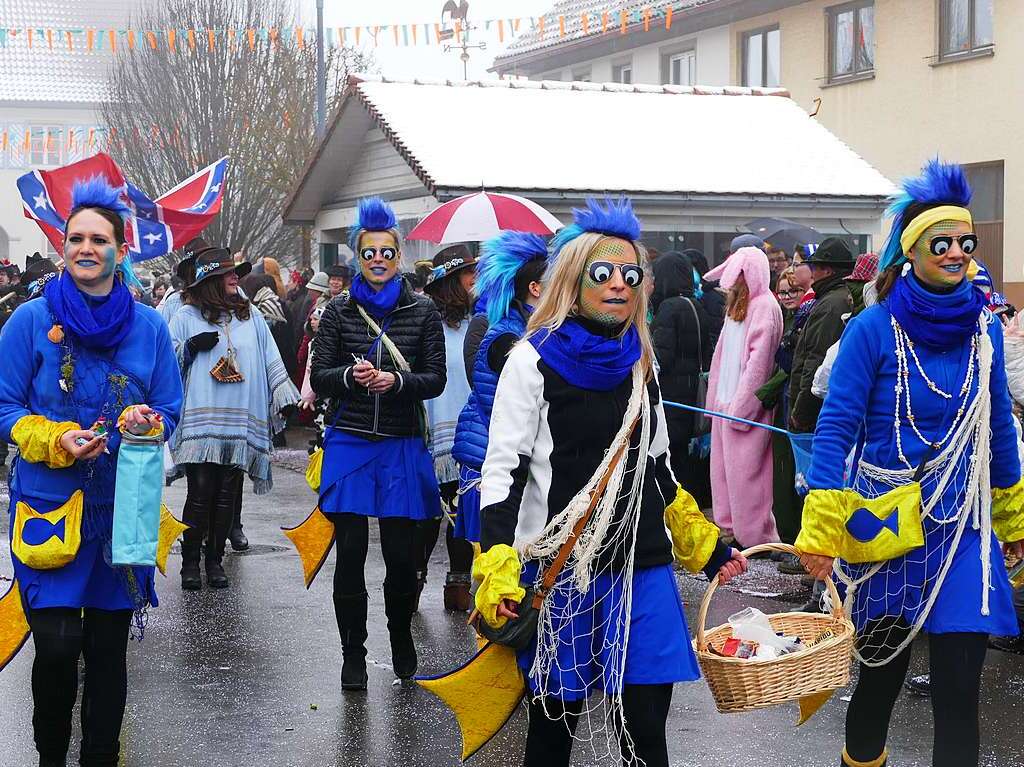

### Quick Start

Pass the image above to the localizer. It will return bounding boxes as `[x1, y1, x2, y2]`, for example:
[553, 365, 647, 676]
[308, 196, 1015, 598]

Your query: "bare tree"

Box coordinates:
[102, 0, 373, 272]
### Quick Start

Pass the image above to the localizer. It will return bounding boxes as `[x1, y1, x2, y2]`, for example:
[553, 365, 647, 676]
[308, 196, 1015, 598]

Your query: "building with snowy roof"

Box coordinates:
[284, 74, 894, 269]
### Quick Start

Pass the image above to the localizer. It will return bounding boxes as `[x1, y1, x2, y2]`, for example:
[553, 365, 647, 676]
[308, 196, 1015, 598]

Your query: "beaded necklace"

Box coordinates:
[890, 314, 979, 468]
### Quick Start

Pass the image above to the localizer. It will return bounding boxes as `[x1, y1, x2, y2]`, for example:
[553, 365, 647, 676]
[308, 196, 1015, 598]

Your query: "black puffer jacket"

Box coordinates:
[310, 280, 446, 438]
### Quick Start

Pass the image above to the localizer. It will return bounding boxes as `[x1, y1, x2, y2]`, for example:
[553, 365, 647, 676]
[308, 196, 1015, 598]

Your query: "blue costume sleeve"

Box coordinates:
[987, 319, 1021, 488]
[0, 304, 38, 442]
[147, 314, 184, 440]
[805, 312, 881, 491]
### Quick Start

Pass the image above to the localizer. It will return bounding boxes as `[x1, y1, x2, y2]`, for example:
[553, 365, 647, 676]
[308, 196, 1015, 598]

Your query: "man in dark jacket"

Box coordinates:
[787, 237, 855, 434]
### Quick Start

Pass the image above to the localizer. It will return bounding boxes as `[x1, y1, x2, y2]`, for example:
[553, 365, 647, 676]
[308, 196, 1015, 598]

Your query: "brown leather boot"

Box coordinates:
[443, 572, 472, 612]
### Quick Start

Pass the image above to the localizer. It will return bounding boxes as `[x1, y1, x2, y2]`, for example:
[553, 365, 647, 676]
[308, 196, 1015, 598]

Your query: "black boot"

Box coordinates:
[334, 591, 369, 691]
[205, 481, 235, 589]
[38, 757, 66, 767]
[228, 491, 248, 551]
[180, 499, 205, 591]
[384, 588, 418, 679]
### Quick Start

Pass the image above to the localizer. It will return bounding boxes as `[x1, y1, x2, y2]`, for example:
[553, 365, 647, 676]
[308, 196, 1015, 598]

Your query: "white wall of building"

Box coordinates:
[538, 24, 731, 86]
[0, 103, 104, 266]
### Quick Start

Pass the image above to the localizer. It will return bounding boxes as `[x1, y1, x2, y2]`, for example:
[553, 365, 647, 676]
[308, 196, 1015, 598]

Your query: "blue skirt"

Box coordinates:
[319, 429, 442, 521]
[9, 491, 157, 612]
[454, 465, 481, 543]
[517, 562, 699, 701]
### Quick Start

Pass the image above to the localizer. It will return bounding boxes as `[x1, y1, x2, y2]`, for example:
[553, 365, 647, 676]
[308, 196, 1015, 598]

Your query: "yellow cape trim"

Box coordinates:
[417, 642, 526, 761]
[899, 205, 973, 255]
[156, 504, 189, 576]
[797, 688, 835, 725]
[282, 507, 336, 588]
[0, 579, 30, 673]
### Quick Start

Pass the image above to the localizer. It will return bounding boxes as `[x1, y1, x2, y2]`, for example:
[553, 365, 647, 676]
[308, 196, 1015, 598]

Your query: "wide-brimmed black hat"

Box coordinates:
[185, 237, 251, 288]
[424, 244, 476, 293]
[804, 236, 855, 266]
[20, 255, 58, 298]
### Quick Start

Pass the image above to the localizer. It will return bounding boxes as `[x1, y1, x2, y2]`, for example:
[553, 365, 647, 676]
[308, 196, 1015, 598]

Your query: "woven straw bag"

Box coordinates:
[695, 543, 855, 714]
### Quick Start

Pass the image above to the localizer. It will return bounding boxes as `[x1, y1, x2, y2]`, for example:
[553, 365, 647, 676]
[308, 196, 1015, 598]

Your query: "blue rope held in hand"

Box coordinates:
[662, 400, 791, 436]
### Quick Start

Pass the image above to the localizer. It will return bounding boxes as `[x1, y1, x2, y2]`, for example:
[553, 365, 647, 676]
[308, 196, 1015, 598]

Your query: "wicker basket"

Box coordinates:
[695, 543, 855, 714]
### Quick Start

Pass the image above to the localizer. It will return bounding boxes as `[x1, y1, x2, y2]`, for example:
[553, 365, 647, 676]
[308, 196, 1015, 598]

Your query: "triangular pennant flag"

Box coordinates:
[666, 5, 674, 30]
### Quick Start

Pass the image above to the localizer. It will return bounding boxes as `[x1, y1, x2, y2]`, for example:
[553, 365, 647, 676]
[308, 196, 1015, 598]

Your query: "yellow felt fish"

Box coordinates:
[282, 507, 336, 588]
[417, 642, 526, 761]
[0, 579, 30, 673]
[156, 504, 189, 576]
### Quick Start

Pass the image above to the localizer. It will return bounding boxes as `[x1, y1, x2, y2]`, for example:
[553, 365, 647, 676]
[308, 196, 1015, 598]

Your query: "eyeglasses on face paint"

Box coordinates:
[928, 234, 978, 257]
[587, 261, 644, 288]
[360, 246, 398, 261]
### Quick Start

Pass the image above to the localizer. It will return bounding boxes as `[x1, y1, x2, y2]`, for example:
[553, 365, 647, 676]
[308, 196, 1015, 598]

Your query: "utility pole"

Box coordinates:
[315, 0, 326, 138]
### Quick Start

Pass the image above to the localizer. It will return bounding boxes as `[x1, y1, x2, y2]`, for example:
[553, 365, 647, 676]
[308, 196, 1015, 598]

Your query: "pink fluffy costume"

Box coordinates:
[704, 247, 783, 547]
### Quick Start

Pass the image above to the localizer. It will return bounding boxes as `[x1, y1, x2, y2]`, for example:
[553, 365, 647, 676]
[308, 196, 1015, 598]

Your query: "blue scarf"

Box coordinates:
[351, 274, 402, 319]
[887, 271, 986, 350]
[530, 317, 641, 392]
[44, 271, 135, 351]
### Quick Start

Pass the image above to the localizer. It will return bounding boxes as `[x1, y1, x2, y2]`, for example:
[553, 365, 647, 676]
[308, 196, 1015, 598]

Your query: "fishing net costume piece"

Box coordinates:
[806, 160, 1014, 667]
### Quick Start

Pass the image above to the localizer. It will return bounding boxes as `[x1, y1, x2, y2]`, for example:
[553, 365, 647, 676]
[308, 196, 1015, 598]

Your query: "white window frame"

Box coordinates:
[612, 62, 633, 84]
[29, 124, 63, 167]
[669, 50, 697, 86]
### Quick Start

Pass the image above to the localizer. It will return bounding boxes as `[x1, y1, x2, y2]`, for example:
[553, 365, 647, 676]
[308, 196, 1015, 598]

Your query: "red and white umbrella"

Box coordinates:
[406, 192, 562, 244]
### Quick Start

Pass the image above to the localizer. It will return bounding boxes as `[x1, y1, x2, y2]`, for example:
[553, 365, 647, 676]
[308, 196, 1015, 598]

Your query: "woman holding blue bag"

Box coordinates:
[0, 178, 182, 767]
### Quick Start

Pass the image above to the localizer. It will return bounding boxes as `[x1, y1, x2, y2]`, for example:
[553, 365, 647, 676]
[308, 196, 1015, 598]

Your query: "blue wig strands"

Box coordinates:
[348, 196, 399, 252]
[68, 176, 142, 289]
[548, 196, 642, 264]
[477, 231, 547, 325]
[879, 158, 973, 270]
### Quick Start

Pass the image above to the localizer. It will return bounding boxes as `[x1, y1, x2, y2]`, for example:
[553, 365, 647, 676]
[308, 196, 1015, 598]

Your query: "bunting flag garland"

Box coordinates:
[1, 6, 694, 54]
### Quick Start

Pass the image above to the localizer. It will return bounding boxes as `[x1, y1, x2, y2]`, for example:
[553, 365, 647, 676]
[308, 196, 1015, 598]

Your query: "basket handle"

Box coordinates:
[695, 542, 845, 653]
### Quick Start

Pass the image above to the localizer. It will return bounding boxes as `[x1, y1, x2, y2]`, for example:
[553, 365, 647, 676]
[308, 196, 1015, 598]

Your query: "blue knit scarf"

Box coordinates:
[350, 274, 401, 318]
[44, 271, 135, 351]
[887, 271, 986, 350]
[530, 317, 640, 392]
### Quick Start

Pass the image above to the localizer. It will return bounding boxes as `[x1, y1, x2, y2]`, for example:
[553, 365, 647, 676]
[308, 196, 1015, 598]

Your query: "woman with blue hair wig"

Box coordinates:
[796, 159, 1024, 767]
[0, 175, 183, 765]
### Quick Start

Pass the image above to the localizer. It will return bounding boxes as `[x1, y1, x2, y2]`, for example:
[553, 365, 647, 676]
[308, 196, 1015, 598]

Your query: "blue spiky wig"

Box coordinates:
[68, 176, 142, 289]
[548, 196, 642, 264]
[348, 196, 400, 253]
[477, 231, 547, 325]
[878, 158, 973, 271]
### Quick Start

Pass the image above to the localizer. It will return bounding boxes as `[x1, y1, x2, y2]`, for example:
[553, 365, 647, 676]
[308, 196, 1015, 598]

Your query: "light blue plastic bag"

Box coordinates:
[112, 432, 164, 567]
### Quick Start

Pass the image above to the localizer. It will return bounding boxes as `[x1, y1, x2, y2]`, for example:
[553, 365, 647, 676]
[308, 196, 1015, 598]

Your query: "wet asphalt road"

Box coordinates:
[2, 450, 1024, 767]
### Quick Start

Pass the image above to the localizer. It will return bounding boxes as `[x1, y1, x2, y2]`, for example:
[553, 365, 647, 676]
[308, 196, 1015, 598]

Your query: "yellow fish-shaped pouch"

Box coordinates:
[11, 491, 84, 570]
[838, 482, 924, 564]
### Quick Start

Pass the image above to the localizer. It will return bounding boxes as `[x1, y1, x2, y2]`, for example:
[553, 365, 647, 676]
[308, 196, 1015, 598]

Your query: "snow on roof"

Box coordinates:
[339, 76, 894, 199]
[494, 0, 720, 67]
[0, 0, 135, 103]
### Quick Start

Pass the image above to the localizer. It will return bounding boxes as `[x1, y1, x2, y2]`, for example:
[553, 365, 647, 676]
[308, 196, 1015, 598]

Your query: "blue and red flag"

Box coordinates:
[17, 152, 228, 262]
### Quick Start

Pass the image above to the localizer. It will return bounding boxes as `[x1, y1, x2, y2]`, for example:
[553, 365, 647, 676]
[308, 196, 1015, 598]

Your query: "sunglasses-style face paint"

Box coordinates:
[586, 260, 644, 288]
[360, 246, 398, 261]
[928, 233, 978, 257]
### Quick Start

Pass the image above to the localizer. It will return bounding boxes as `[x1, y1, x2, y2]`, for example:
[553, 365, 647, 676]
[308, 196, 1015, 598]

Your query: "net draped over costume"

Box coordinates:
[0, 297, 183, 613]
[802, 299, 1022, 663]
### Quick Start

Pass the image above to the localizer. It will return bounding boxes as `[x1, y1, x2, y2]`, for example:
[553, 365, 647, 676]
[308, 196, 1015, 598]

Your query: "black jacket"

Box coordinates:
[651, 253, 711, 414]
[310, 280, 446, 438]
[787, 273, 852, 432]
